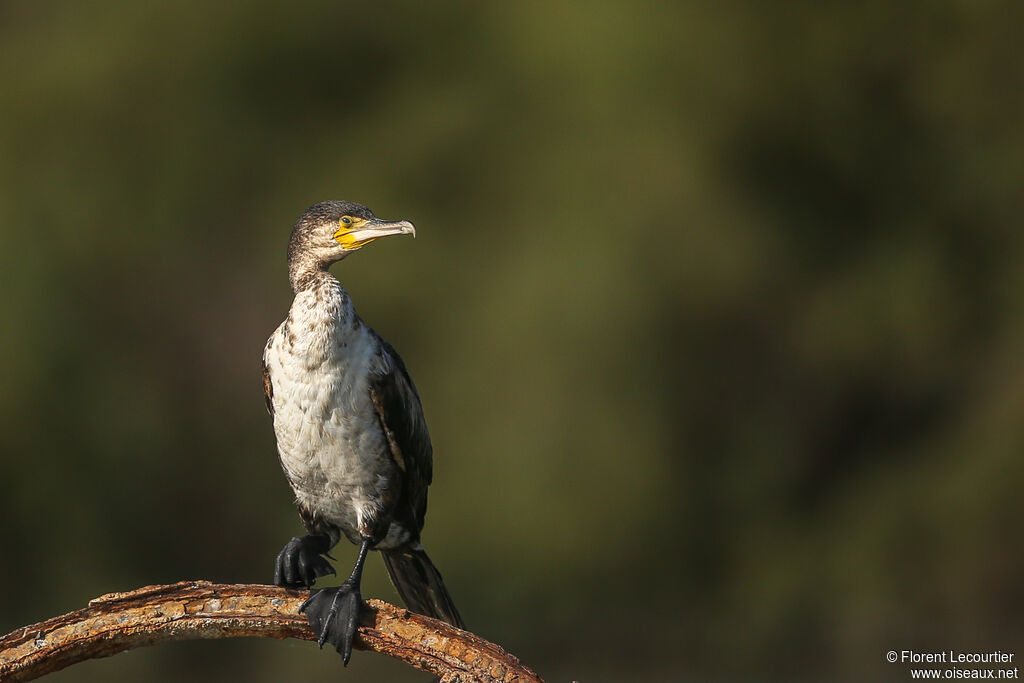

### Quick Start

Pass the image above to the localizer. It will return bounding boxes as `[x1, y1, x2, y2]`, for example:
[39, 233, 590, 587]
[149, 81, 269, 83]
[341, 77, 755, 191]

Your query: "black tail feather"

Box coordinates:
[381, 545, 465, 629]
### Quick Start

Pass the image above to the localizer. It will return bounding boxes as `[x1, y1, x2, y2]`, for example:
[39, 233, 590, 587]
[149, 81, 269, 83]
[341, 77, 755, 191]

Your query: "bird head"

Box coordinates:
[287, 200, 416, 269]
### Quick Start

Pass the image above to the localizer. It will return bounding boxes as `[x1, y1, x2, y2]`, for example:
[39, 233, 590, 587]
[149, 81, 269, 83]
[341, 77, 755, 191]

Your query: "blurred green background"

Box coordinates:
[1, 2, 1022, 681]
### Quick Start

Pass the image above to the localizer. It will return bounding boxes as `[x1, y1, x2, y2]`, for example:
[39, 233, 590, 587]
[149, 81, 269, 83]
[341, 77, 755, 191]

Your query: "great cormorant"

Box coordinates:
[262, 201, 463, 664]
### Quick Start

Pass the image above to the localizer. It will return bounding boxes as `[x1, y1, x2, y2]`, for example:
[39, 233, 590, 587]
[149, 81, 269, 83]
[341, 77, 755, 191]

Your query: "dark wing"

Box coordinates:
[262, 356, 274, 417]
[368, 336, 433, 536]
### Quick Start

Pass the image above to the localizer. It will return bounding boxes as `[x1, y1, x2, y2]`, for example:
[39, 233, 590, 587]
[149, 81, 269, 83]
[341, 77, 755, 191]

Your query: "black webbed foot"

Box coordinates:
[274, 534, 336, 588]
[300, 581, 364, 665]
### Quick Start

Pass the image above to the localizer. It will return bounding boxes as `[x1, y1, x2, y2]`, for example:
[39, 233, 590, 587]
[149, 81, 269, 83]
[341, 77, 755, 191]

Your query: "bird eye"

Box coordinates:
[341, 216, 353, 225]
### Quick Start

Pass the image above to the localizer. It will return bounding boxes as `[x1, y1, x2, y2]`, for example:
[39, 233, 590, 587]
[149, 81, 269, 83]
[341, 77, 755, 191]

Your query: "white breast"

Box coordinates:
[263, 282, 397, 541]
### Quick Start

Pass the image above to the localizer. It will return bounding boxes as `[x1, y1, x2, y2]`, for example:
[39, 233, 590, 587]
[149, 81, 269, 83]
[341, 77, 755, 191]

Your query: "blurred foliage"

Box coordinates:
[1, 1, 1022, 681]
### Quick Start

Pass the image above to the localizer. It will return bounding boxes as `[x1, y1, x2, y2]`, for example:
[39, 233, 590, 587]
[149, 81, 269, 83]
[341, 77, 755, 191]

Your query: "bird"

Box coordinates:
[262, 200, 464, 664]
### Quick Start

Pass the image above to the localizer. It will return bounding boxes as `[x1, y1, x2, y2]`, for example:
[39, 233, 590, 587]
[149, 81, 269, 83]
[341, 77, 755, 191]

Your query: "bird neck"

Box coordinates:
[288, 253, 334, 293]
[283, 274, 358, 366]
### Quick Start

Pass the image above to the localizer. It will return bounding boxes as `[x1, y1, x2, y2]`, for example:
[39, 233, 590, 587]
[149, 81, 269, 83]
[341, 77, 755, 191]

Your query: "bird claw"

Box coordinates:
[274, 536, 336, 588]
[299, 581, 364, 665]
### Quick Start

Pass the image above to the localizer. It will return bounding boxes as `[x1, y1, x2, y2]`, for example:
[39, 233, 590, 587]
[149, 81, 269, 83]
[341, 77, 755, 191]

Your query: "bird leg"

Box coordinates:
[299, 538, 371, 665]
[274, 533, 336, 588]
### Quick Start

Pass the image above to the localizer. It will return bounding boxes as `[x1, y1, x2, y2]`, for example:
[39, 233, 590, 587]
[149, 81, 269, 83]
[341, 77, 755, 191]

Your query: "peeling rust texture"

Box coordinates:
[0, 581, 543, 683]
